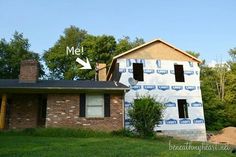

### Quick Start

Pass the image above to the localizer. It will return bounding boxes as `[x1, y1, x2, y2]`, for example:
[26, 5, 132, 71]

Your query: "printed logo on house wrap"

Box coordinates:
[171, 86, 183, 91]
[179, 118, 191, 124]
[156, 60, 161, 68]
[156, 70, 168, 75]
[125, 101, 132, 108]
[157, 85, 170, 91]
[191, 102, 202, 107]
[188, 61, 194, 67]
[119, 68, 126, 73]
[165, 102, 176, 107]
[126, 59, 145, 67]
[185, 86, 196, 91]
[128, 69, 133, 73]
[125, 119, 131, 125]
[165, 119, 177, 124]
[143, 85, 156, 91]
[131, 85, 141, 90]
[184, 71, 194, 75]
[193, 118, 205, 124]
[144, 69, 155, 74]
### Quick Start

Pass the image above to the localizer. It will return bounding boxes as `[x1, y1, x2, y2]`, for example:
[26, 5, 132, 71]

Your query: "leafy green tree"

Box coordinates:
[81, 34, 117, 79]
[228, 47, 236, 62]
[128, 95, 164, 137]
[0, 32, 43, 79]
[214, 63, 228, 101]
[186, 50, 200, 58]
[131, 37, 145, 48]
[224, 52, 236, 127]
[201, 65, 230, 130]
[44, 26, 118, 80]
[115, 36, 144, 55]
[224, 69, 236, 127]
[43, 26, 87, 80]
[44, 26, 145, 80]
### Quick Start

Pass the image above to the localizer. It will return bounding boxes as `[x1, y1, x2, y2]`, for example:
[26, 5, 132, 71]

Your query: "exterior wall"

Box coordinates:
[9, 94, 39, 129]
[46, 94, 123, 131]
[116, 58, 207, 141]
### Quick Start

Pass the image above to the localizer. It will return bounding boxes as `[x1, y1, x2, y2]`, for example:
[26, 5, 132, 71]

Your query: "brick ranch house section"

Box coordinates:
[0, 60, 129, 131]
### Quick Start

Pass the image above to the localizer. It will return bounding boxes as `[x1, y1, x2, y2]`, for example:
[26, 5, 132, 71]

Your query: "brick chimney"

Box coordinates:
[96, 63, 107, 81]
[19, 60, 39, 83]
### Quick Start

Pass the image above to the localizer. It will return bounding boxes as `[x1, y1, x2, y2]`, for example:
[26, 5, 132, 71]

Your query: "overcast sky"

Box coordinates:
[0, 0, 236, 64]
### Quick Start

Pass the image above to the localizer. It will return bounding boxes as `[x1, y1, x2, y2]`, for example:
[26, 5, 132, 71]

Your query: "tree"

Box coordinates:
[200, 65, 229, 130]
[43, 26, 88, 80]
[80, 34, 117, 79]
[214, 62, 228, 101]
[224, 51, 236, 127]
[224, 67, 236, 127]
[186, 50, 200, 58]
[128, 95, 164, 137]
[228, 48, 236, 62]
[0, 32, 43, 79]
[44, 26, 145, 80]
[115, 36, 144, 55]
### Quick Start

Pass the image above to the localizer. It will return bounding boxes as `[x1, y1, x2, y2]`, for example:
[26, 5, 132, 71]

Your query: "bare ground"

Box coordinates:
[209, 127, 236, 146]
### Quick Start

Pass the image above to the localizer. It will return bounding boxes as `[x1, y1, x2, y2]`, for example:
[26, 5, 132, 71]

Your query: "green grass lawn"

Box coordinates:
[0, 128, 234, 157]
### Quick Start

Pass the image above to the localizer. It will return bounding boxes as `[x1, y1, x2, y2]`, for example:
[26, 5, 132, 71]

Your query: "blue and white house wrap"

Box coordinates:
[108, 39, 207, 141]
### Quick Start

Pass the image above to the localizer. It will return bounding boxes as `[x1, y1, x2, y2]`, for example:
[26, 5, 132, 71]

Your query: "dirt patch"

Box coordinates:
[209, 127, 236, 145]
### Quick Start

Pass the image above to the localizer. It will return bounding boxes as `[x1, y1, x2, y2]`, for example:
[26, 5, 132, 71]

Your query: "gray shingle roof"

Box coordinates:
[0, 79, 129, 93]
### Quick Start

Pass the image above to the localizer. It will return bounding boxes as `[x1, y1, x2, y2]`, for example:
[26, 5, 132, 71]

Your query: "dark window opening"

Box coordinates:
[178, 99, 188, 118]
[6, 99, 12, 129]
[38, 96, 47, 127]
[133, 63, 144, 81]
[80, 94, 86, 117]
[104, 94, 110, 117]
[41, 99, 47, 119]
[174, 64, 185, 82]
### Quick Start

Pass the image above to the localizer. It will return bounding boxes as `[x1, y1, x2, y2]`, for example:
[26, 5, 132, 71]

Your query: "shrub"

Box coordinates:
[128, 95, 164, 137]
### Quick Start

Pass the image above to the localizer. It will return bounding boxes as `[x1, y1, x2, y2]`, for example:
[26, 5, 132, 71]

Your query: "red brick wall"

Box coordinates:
[46, 94, 124, 131]
[9, 94, 39, 129]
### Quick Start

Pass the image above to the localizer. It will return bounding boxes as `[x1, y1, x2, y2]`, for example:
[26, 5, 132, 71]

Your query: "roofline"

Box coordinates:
[0, 87, 130, 94]
[113, 38, 202, 62]
[107, 38, 202, 80]
[0, 87, 129, 91]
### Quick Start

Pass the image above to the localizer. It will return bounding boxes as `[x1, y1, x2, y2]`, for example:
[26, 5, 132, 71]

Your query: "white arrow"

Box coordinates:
[76, 57, 92, 69]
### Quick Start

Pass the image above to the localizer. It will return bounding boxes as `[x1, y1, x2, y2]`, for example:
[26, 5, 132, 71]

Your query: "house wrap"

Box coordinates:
[107, 39, 207, 141]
